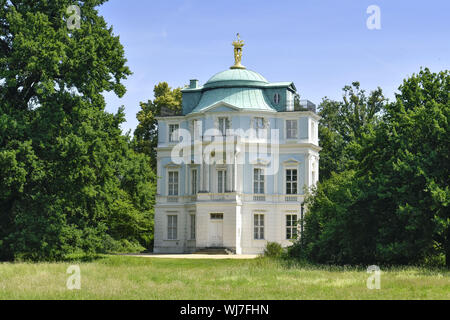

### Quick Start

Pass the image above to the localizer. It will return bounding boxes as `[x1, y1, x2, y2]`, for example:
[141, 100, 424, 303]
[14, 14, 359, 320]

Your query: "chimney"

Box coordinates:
[189, 79, 199, 89]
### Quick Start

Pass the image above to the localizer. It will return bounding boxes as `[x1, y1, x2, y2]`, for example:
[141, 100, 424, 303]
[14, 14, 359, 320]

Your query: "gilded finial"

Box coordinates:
[231, 33, 246, 69]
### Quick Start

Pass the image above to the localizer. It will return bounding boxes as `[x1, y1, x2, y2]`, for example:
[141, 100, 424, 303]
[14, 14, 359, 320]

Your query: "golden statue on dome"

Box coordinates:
[230, 33, 246, 69]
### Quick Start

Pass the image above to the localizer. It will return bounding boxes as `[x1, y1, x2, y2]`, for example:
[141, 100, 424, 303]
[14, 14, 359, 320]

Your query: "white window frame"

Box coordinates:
[168, 123, 180, 143]
[168, 170, 179, 196]
[190, 214, 196, 240]
[286, 169, 298, 195]
[192, 119, 202, 140]
[218, 117, 230, 136]
[167, 215, 178, 240]
[254, 214, 265, 240]
[217, 169, 227, 193]
[254, 117, 265, 138]
[191, 168, 198, 195]
[286, 119, 298, 139]
[286, 214, 298, 240]
[253, 168, 265, 194]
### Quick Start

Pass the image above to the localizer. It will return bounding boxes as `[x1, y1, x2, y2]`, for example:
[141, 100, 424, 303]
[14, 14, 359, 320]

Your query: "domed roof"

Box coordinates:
[204, 69, 268, 88]
[191, 87, 276, 113]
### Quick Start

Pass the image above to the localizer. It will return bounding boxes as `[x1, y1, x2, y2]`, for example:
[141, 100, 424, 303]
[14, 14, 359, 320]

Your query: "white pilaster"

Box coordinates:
[205, 164, 210, 192]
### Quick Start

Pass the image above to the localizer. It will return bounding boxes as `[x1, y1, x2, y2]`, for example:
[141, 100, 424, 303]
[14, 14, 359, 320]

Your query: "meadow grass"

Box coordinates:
[0, 255, 448, 300]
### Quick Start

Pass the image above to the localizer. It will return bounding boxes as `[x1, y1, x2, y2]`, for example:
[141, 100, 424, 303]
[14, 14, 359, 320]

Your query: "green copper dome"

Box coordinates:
[180, 37, 301, 115]
[204, 69, 268, 89]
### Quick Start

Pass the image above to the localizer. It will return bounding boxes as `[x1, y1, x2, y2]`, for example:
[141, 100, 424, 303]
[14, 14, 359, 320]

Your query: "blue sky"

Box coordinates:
[98, 0, 450, 133]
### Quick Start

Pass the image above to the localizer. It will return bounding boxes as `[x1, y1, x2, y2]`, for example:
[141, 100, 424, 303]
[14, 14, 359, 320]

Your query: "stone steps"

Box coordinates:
[194, 248, 235, 255]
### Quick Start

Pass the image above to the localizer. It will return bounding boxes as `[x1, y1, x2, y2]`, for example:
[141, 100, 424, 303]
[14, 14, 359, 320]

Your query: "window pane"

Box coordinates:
[254, 169, 264, 194]
[254, 214, 264, 239]
[218, 171, 223, 193]
[286, 214, 298, 239]
[168, 215, 177, 239]
[286, 170, 297, 194]
[169, 172, 178, 195]
[224, 170, 227, 192]
[286, 120, 298, 139]
[169, 124, 179, 142]
[190, 215, 195, 239]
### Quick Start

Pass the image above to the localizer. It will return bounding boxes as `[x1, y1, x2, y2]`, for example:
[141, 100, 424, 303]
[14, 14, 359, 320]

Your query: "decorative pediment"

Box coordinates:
[250, 158, 271, 166]
[164, 161, 181, 169]
[188, 161, 200, 167]
[283, 158, 301, 166]
[201, 101, 239, 113]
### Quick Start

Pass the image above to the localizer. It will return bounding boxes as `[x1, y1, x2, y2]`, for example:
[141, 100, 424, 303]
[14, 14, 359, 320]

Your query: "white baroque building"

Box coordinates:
[154, 38, 320, 254]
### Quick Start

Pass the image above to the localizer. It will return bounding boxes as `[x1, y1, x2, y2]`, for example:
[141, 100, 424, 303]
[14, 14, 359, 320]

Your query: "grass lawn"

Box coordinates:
[0, 255, 449, 300]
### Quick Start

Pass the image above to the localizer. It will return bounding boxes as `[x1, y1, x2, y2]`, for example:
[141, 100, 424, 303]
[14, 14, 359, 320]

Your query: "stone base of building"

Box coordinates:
[153, 199, 302, 255]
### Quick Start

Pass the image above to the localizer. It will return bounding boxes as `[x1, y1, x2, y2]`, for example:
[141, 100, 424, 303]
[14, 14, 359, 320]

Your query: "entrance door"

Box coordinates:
[209, 213, 223, 247]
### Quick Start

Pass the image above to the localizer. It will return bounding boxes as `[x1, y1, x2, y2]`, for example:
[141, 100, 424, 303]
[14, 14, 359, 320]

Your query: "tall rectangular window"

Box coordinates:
[253, 168, 265, 194]
[286, 169, 297, 195]
[254, 214, 264, 240]
[169, 124, 179, 142]
[193, 120, 202, 140]
[168, 171, 178, 196]
[217, 169, 227, 193]
[286, 120, 298, 139]
[255, 117, 265, 138]
[286, 214, 298, 240]
[167, 215, 177, 240]
[191, 169, 198, 195]
[218, 117, 230, 136]
[190, 214, 196, 240]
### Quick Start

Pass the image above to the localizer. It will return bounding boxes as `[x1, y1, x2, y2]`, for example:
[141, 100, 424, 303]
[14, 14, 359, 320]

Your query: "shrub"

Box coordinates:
[263, 242, 284, 258]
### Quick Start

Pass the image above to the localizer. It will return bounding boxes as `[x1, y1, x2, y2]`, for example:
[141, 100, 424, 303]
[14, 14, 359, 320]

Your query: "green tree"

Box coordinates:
[318, 82, 386, 181]
[0, 1, 154, 260]
[297, 69, 449, 266]
[359, 68, 449, 266]
[299, 171, 378, 264]
[134, 82, 182, 170]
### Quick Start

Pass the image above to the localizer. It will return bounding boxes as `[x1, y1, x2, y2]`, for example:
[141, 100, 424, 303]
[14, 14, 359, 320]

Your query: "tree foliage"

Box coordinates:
[296, 69, 450, 266]
[134, 82, 182, 170]
[0, 1, 155, 260]
[318, 82, 386, 181]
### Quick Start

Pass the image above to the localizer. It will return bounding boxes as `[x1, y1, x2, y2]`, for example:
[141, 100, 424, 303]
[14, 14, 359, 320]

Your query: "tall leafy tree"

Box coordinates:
[297, 69, 449, 266]
[0, 1, 154, 260]
[359, 68, 449, 266]
[134, 82, 182, 170]
[318, 82, 386, 181]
